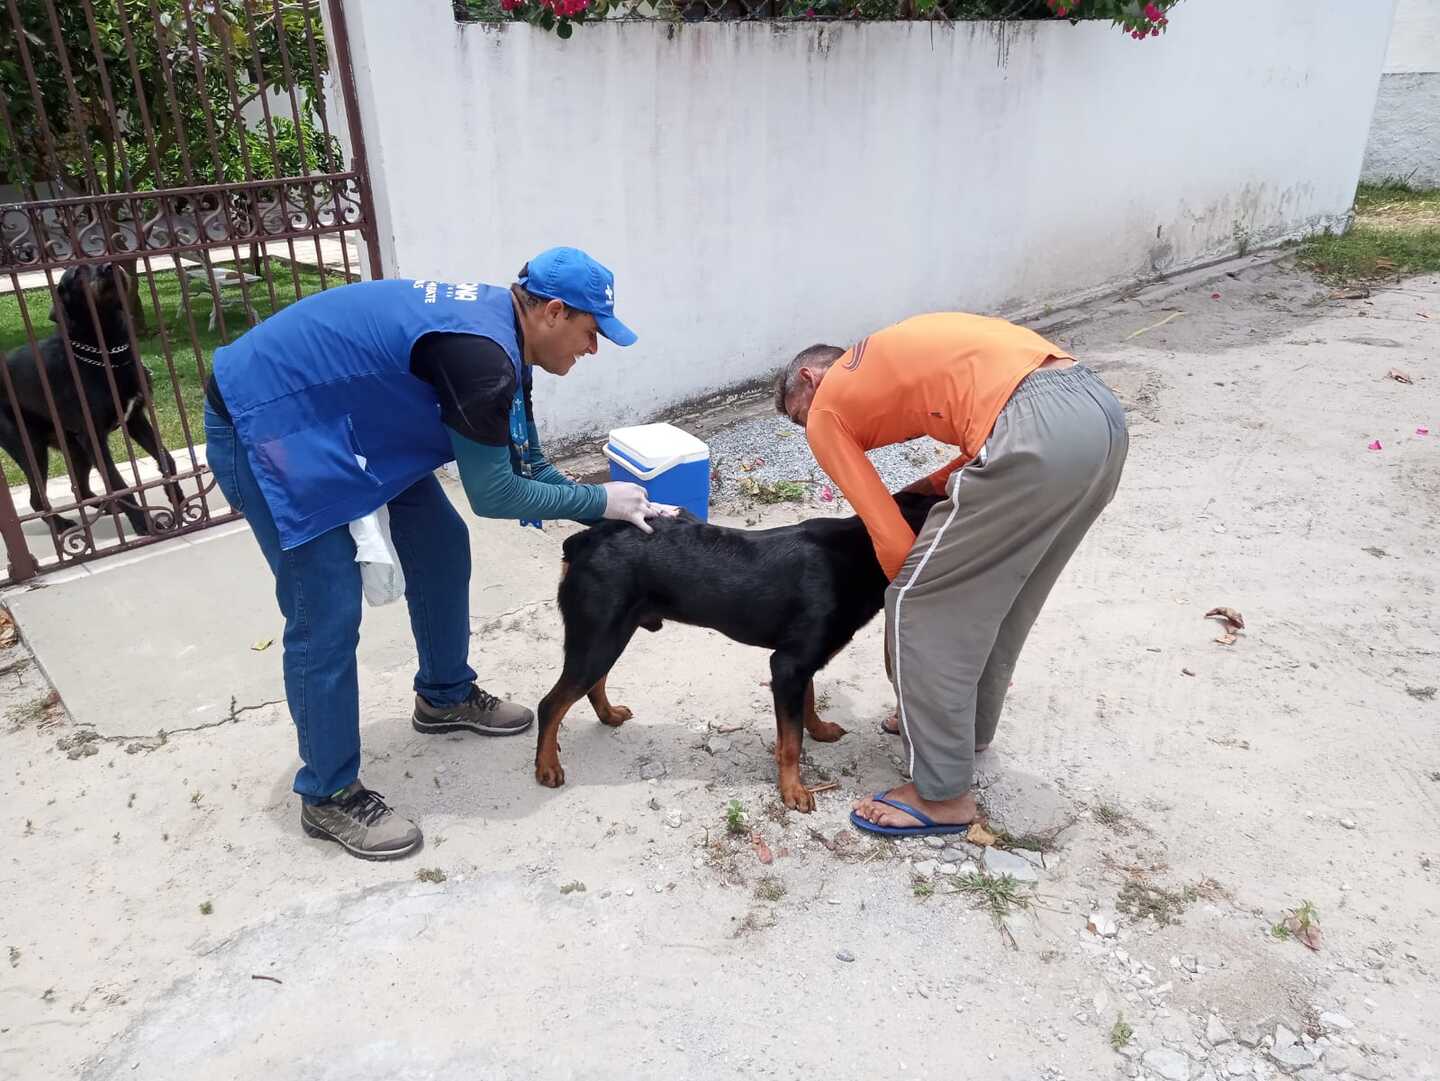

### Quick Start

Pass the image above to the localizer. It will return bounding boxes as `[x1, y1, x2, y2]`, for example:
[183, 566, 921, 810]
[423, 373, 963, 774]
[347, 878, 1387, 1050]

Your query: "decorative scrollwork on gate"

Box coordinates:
[1, 175, 364, 273]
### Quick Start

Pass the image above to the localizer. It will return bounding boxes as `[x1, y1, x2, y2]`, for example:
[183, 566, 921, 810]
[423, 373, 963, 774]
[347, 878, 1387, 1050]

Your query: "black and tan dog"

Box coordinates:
[0, 263, 179, 536]
[534, 490, 942, 811]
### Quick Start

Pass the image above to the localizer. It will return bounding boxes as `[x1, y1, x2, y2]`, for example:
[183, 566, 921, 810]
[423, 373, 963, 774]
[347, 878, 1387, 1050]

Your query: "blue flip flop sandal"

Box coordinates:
[849, 791, 973, 838]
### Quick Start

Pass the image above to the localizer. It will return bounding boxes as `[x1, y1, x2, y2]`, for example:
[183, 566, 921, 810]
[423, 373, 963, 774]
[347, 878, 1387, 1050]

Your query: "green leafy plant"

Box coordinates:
[1043, 0, 1177, 38]
[725, 799, 748, 835]
[454, 0, 1182, 40]
[1110, 1015, 1134, 1049]
[3, 1, 339, 192]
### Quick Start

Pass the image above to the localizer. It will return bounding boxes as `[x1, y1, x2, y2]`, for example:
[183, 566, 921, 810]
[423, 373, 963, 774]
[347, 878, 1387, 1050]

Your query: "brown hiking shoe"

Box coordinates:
[300, 782, 422, 861]
[412, 685, 533, 736]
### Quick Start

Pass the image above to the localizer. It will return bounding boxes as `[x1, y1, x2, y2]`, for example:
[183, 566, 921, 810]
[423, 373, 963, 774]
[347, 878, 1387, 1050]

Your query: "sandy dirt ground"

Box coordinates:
[1, 259, 1437, 1081]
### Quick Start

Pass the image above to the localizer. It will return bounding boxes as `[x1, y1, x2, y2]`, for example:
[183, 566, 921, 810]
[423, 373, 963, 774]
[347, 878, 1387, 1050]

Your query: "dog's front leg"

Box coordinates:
[91, 441, 153, 536]
[770, 653, 815, 813]
[534, 680, 580, 788]
[125, 400, 184, 513]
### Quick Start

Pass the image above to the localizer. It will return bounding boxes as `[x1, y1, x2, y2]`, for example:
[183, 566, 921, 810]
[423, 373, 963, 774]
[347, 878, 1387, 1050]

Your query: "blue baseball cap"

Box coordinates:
[519, 246, 637, 347]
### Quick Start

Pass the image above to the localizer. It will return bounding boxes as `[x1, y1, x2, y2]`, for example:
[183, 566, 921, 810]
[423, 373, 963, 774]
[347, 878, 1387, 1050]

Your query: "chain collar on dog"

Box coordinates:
[69, 340, 135, 366]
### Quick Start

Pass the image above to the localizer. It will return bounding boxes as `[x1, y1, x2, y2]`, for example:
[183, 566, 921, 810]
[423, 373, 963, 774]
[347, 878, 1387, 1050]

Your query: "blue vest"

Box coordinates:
[213, 279, 521, 550]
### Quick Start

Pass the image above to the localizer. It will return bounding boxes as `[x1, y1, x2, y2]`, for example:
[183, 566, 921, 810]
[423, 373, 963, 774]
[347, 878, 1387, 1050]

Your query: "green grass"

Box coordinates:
[946, 870, 1032, 925]
[1298, 182, 1440, 284]
[1, 259, 331, 483]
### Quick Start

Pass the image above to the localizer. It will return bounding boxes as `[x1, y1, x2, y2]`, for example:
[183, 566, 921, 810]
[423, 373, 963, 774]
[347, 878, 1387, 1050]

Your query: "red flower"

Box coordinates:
[1144, 2, 1161, 20]
[805, 5, 815, 15]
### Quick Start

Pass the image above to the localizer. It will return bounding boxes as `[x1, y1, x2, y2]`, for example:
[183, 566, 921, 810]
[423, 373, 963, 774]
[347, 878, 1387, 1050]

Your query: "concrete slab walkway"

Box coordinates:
[8, 481, 567, 739]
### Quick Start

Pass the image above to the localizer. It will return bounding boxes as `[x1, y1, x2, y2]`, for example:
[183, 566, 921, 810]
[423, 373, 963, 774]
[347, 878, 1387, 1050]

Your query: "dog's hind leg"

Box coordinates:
[803, 680, 846, 743]
[2, 414, 80, 535]
[588, 675, 633, 728]
[0, 412, 45, 518]
[535, 616, 640, 789]
[770, 652, 818, 812]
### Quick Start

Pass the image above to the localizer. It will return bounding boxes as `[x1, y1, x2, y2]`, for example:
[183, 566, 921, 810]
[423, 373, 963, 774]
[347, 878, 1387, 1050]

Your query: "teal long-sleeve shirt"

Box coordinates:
[448, 420, 606, 524]
[406, 329, 606, 523]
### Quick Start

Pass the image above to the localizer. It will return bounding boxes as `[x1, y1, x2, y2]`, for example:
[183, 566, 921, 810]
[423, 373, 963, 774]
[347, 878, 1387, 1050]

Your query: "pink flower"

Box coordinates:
[804, 5, 815, 15]
[1368, 439, 1383, 451]
[1416, 426, 1429, 436]
[1144, 2, 1161, 20]
[820, 485, 835, 502]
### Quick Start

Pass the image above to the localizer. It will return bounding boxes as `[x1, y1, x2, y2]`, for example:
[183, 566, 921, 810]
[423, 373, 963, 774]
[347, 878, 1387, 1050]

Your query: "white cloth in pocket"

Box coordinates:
[349, 500, 405, 607]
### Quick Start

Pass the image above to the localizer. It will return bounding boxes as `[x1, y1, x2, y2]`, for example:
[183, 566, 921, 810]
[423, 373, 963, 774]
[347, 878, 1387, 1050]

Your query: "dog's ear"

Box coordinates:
[49, 268, 78, 325]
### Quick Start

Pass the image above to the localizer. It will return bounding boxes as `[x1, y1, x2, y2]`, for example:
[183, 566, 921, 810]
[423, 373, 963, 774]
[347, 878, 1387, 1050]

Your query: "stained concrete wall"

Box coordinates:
[334, 0, 1396, 442]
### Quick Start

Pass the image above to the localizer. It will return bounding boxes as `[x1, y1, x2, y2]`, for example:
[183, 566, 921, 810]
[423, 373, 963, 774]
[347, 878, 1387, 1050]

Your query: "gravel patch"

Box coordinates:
[704, 413, 955, 508]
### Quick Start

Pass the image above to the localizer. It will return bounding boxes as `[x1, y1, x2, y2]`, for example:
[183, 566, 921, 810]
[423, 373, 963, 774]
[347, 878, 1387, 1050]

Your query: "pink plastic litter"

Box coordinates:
[1418, 427, 1431, 436]
[819, 485, 835, 502]
[1368, 440, 1383, 451]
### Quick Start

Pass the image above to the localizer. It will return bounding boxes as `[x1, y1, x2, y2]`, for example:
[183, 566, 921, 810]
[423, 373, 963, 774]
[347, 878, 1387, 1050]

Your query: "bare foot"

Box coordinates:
[851, 783, 977, 830]
[878, 712, 990, 752]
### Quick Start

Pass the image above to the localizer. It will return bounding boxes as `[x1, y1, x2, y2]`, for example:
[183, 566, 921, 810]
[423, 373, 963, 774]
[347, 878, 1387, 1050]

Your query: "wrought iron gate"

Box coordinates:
[0, 0, 380, 584]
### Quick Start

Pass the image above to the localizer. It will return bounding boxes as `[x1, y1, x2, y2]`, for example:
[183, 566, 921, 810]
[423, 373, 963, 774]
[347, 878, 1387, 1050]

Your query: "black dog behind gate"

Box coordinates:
[533, 489, 943, 812]
[0, 263, 181, 537]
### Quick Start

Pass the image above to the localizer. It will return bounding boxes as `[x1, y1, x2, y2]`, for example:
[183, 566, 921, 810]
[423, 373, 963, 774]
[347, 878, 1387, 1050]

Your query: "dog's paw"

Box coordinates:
[779, 783, 816, 814]
[535, 759, 566, 788]
[598, 704, 633, 728]
[48, 515, 83, 535]
[807, 720, 847, 743]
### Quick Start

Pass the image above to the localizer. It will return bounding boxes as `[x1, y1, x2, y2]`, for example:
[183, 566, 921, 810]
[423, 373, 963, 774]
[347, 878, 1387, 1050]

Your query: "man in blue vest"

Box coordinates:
[203, 247, 669, 860]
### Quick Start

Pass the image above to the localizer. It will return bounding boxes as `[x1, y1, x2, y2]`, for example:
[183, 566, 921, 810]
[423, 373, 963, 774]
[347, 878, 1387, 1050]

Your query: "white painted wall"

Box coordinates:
[1363, 0, 1440, 186]
[335, 0, 1395, 443]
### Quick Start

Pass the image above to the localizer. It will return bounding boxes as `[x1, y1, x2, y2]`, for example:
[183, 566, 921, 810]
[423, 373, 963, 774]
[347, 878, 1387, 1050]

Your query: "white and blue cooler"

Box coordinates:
[603, 422, 711, 522]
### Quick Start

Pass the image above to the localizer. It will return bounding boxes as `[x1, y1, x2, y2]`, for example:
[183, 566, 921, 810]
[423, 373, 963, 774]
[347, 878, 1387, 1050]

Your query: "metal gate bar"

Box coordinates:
[0, 0, 381, 584]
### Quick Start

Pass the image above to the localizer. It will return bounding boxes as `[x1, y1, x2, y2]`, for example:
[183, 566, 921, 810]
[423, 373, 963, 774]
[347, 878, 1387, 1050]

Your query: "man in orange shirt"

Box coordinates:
[774, 313, 1128, 836]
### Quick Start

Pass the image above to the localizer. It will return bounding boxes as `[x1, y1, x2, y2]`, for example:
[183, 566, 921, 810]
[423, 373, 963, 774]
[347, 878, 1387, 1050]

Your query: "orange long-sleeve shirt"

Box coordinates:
[806, 312, 1072, 580]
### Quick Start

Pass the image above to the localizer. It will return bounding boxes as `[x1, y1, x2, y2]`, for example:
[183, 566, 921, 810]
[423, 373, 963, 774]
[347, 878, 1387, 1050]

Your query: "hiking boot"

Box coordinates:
[412, 685, 534, 736]
[300, 782, 422, 861]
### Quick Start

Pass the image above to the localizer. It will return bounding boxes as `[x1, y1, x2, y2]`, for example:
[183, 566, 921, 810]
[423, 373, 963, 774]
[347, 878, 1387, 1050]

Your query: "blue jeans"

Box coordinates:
[204, 403, 476, 803]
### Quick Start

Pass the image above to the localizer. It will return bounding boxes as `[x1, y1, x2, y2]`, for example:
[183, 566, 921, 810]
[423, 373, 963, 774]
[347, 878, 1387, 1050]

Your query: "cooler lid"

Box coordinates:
[607, 422, 709, 468]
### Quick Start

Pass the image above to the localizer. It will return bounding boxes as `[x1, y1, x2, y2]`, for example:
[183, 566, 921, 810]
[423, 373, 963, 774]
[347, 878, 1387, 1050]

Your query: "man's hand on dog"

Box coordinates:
[601, 482, 680, 533]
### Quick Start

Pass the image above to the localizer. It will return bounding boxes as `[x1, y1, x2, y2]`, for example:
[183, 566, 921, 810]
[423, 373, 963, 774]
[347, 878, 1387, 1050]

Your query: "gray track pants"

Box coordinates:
[885, 365, 1129, 800]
